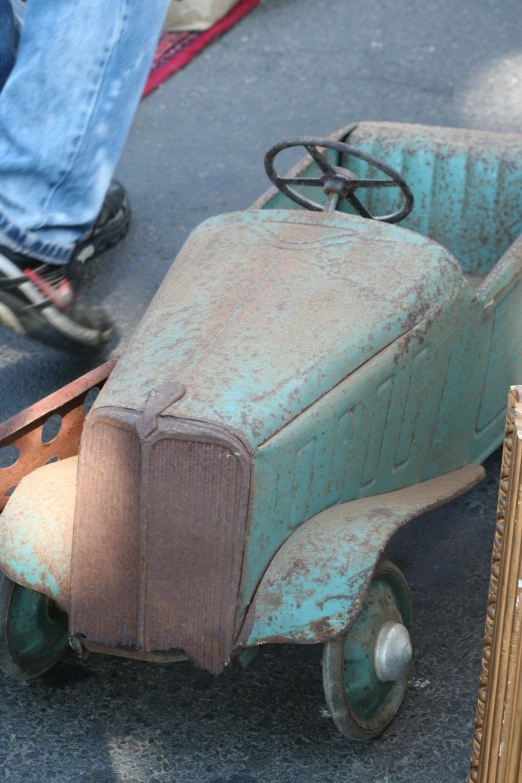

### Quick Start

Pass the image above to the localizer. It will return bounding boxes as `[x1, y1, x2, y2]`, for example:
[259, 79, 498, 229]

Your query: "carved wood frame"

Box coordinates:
[469, 386, 522, 782]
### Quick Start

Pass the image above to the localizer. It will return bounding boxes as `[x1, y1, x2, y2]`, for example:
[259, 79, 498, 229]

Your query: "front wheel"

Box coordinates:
[322, 559, 414, 740]
[0, 570, 69, 679]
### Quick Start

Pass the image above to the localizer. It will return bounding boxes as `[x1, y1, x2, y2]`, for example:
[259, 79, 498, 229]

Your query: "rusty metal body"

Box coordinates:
[1, 121, 522, 677]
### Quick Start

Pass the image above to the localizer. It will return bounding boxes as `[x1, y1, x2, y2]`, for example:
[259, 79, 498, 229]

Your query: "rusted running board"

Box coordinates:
[236, 464, 485, 648]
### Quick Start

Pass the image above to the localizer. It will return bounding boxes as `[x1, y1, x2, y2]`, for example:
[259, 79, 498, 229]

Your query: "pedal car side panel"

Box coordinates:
[237, 464, 484, 647]
[238, 285, 485, 608]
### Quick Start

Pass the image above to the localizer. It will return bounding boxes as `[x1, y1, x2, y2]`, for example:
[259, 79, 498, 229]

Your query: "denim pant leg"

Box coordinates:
[0, 0, 170, 264]
[0, 0, 16, 92]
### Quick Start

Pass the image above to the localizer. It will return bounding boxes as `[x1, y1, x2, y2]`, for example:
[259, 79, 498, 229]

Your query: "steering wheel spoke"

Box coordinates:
[355, 179, 400, 189]
[264, 136, 414, 223]
[325, 193, 340, 213]
[304, 145, 335, 174]
[280, 177, 325, 188]
[348, 193, 373, 219]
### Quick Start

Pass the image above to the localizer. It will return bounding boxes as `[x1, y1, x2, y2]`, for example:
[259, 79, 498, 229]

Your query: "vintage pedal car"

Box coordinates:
[1, 121, 522, 741]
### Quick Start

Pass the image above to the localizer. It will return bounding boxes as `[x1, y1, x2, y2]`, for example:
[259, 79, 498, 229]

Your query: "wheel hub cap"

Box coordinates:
[374, 620, 412, 682]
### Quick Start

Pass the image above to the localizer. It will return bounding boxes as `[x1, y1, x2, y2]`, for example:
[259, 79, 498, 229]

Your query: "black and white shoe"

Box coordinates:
[76, 179, 131, 263]
[0, 249, 113, 354]
[0, 180, 130, 353]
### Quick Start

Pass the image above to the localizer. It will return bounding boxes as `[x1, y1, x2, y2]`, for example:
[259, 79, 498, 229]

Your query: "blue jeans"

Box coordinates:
[0, 0, 170, 264]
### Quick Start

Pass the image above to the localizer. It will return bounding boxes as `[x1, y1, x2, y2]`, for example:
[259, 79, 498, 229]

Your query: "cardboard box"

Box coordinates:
[163, 0, 238, 31]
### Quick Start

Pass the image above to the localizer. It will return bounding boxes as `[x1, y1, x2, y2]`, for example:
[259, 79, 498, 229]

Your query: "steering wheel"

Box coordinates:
[264, 137, 414, 224]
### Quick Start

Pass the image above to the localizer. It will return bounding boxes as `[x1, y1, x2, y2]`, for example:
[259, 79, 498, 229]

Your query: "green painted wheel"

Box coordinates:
[0, 570, 69, 679]
[322, 559, 414, 741]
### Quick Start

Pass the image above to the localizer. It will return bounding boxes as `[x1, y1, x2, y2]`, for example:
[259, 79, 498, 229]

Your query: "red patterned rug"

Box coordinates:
[143, 0, 261, 97]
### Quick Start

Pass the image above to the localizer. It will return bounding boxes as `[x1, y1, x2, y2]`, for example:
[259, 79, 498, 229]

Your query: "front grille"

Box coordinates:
[70, 407, 251, 673]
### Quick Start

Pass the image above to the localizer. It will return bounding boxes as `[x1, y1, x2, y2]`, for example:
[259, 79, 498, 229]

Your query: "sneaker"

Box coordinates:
[0, 248, 113, 354]
[76, 179, 131, 263]
[0, 179, 131, 353]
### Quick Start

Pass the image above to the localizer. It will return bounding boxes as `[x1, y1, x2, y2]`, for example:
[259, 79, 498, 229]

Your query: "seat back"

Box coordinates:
[344, 122, 522, 276]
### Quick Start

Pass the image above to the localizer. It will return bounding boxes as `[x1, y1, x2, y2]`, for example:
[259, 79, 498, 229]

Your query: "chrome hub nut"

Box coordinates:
[374, 620, 413, 682]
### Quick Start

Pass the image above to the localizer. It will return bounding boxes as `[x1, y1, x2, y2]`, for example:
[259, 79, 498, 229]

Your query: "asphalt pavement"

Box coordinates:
[0, 0, 521, 780]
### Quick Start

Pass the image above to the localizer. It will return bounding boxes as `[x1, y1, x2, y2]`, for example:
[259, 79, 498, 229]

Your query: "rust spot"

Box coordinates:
[305, 617, 333, 639]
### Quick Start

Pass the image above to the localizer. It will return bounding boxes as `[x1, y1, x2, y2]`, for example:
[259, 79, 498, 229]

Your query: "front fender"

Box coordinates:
[0, 456, 77, 607]
[236, 464, 484, 648]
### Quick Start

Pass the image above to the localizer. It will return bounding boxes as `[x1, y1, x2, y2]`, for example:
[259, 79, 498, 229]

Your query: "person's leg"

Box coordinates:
[0, 0, 170, 353]
[0, 0, 170, 264]
[0, 0, 17, 92]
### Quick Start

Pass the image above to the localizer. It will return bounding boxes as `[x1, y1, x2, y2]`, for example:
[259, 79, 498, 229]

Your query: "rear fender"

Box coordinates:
[236, 465, 484, 648]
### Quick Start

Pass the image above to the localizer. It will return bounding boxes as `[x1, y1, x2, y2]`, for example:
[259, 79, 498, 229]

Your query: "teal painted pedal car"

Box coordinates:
[1, 121, 522, 740]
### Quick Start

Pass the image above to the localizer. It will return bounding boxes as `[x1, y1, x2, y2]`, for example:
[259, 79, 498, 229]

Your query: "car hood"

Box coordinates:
[95, 210, 465, 446]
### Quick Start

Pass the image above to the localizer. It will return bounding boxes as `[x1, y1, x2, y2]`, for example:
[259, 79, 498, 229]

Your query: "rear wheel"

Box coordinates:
[0, 570, 69, 679]
[322, 559, 414, 740]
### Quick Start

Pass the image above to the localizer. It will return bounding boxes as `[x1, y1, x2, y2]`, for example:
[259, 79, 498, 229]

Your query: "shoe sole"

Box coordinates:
[0, 301, 25, 335]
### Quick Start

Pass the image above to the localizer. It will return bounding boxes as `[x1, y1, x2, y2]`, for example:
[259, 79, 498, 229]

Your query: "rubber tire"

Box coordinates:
[0, 570, 68, 679]
[322, 559, 414, 741]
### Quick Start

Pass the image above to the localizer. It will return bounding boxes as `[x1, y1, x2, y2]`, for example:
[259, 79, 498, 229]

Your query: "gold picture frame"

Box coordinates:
[469, 386, 522, 783]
